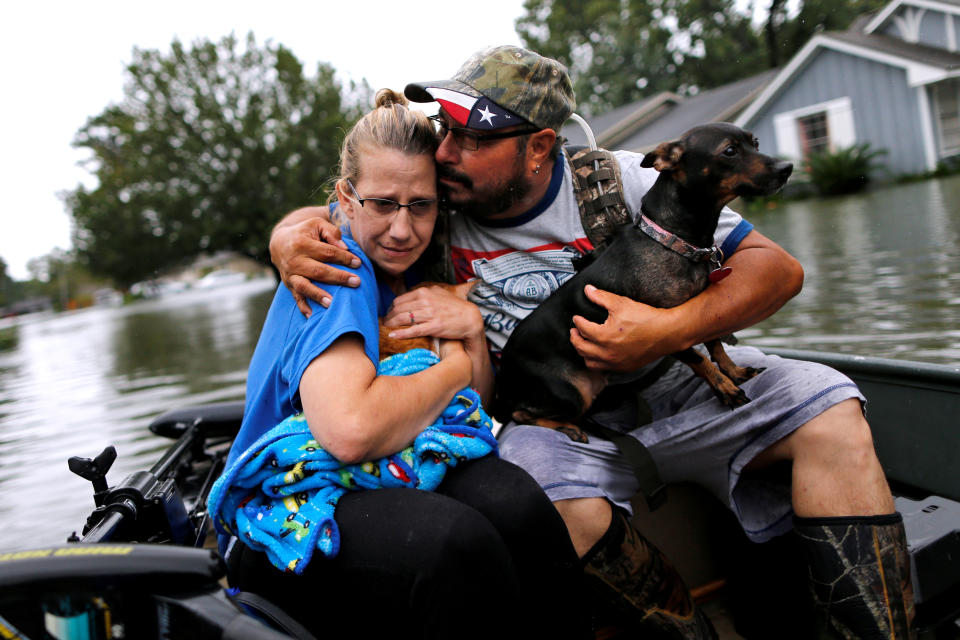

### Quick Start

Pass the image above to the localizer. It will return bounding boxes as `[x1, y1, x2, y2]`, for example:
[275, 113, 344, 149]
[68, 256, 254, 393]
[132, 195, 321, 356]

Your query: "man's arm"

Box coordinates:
[569, 229, 804, 371]
[269, 206, 362, 316]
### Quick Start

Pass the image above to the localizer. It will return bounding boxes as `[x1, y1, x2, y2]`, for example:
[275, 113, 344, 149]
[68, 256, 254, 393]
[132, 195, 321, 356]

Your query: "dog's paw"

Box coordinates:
[531, 418, 590, 443]
[556, 424, 590, 443]
[732, 366, 766, 384]
[716, 386, 750, 409]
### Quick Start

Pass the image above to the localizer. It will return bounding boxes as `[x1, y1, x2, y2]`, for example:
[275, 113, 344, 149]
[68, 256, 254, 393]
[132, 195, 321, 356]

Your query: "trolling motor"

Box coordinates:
[67, 401, 243, 546]
[68, 437, 192, 545]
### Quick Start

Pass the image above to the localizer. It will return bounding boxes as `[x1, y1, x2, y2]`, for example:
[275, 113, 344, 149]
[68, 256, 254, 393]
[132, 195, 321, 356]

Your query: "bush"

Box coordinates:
[804, 143, 887, 196]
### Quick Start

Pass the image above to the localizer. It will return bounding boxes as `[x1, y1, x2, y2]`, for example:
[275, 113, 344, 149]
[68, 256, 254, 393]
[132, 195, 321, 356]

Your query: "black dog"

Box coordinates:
[491, 123, 793, 432]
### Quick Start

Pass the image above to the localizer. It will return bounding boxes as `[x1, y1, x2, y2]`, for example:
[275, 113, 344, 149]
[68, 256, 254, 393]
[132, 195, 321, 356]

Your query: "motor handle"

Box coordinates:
[68, 446, 117, 496]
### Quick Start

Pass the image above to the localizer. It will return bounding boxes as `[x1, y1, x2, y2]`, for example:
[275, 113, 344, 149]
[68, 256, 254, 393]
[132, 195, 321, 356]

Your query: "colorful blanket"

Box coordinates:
[207, 349, 497, 574]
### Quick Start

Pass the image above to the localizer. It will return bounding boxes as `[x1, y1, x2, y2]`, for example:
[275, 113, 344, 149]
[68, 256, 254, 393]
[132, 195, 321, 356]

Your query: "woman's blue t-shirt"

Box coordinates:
[227, 235, 396, 468]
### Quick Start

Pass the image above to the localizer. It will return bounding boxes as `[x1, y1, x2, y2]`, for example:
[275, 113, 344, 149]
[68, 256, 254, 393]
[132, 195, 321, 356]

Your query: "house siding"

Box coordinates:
[745, 48, 929, 174]
[881, 20, 901, 39]
[879, 4, 959, 50]
[919, 9, 953, 48]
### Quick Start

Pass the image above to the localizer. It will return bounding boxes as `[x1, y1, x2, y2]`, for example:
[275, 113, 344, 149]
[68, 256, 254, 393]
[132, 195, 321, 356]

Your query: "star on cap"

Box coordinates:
[477, 105, 497, 125]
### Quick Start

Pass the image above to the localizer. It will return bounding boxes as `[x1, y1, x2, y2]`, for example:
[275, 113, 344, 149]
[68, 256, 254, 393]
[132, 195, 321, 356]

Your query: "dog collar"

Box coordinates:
[636, 214, 732, 283]
[636, 213, 720, 263]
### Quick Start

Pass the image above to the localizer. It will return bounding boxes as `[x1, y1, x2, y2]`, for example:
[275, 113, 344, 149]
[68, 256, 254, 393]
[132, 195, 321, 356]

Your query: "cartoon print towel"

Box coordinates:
[207, 348, 498, 574]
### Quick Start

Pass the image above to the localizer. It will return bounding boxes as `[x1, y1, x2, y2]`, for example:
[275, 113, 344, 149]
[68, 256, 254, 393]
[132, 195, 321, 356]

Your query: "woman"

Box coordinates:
[219, 90, 588, 640]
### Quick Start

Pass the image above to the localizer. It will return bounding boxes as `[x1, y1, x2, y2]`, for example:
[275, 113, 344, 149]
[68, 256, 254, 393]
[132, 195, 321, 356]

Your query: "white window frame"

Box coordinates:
[773, 97, 857, 163]
[932, 78, 960, 156]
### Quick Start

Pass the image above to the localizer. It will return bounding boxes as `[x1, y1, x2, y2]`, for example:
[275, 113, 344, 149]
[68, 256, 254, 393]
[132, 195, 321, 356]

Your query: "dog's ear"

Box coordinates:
[640, 141, 684, 172]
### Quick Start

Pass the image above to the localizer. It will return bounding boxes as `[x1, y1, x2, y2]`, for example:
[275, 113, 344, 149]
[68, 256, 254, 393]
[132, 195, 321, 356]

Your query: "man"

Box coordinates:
[270, 46, 914, 637]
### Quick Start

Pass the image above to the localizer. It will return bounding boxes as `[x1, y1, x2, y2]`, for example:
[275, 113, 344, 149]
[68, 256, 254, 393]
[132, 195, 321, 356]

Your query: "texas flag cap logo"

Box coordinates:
[424, 87, 524, 131]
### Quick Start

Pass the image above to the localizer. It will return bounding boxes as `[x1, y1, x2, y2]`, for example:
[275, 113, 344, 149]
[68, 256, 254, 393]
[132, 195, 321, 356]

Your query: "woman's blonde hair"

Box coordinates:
[337, 88, 438, 187]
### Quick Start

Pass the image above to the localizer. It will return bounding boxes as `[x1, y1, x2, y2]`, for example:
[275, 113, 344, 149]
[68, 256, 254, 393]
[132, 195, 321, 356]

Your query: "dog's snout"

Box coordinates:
[774, 161, 793, 181]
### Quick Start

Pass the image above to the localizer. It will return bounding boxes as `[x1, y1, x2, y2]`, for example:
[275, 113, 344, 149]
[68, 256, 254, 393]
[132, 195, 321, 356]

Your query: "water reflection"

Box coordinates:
[741, 175, 960, 363]
[0, 279, 276, 551]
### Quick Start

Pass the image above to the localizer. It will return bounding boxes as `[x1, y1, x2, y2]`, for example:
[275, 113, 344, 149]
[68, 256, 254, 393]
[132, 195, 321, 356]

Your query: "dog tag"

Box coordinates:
[709, 267, 732, 283]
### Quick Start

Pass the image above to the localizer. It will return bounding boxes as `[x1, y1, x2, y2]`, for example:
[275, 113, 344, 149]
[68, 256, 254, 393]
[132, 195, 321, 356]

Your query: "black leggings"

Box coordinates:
[227, 457, 589, 639]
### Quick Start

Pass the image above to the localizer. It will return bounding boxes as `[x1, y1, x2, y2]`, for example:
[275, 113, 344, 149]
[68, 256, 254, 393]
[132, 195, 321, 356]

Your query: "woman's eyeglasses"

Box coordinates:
[429, 115, 540, 151]
[345, 179, 437, 219]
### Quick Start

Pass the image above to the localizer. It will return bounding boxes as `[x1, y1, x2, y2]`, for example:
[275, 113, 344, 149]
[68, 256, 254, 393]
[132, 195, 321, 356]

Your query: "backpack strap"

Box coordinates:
[565, 143, 670, 511]
[565, 147, 632, 250]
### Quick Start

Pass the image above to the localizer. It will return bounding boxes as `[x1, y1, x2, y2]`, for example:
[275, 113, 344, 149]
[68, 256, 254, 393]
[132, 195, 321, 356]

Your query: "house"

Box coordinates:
[564, 0, 960, 176]
[737, 0, 960, 175]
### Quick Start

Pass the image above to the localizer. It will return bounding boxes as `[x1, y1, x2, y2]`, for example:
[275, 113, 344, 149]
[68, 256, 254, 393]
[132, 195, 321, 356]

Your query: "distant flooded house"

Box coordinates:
[738, 0, 960, 176]
[564, 0, 960, 177]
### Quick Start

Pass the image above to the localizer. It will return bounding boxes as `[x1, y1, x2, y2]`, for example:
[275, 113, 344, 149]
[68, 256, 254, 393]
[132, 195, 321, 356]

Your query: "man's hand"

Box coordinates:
[269, 207, 362, 317]
[570, 284, 680, 372]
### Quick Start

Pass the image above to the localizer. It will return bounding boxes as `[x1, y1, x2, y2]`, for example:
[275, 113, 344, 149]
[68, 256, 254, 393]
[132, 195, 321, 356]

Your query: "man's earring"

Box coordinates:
[534, 163, 542, 175]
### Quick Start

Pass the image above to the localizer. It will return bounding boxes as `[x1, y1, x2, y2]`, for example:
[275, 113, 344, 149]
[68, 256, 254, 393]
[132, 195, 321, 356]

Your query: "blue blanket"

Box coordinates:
[207, 349, 498, 574]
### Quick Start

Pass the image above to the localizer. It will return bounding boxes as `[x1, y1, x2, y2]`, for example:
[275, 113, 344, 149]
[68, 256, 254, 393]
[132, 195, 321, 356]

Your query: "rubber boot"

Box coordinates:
[582, 508, 717, 639]
[794, 513, 915, 639]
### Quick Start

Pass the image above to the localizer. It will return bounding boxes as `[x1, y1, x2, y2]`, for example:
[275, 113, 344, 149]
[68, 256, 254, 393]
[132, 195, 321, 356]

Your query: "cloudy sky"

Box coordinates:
[0, 1, 526, 279]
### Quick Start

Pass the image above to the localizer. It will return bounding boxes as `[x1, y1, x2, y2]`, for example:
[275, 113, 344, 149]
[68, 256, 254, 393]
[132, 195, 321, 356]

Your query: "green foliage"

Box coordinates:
[804, 143, 887, 195]
[66, 33, 360, 289]
[0, 257, 12, 307]
[517, 0, 886, 115]
[0, 327, 16, 351]
[24, 250, 106, 311]
[771, 0, 887, 67]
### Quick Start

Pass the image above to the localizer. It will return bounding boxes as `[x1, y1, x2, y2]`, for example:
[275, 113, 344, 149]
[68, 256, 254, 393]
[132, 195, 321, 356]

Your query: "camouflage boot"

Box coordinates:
[794, 513, 915, 639]
[582, 508, 717, 639]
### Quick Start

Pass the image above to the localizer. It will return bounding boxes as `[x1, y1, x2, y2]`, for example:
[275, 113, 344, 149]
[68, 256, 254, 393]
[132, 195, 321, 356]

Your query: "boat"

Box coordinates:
[0, 348, 957, 639]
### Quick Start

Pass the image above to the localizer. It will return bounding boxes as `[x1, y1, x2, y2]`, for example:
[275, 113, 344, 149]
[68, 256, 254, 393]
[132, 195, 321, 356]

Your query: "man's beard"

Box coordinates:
[438, 162, 532, 220]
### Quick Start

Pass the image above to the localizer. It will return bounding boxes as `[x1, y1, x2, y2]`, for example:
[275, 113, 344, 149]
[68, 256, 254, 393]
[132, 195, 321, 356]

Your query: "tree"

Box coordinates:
[0, 257, 13, 307]
[67, 34, 361, 289]
[516, 0, 884, 115]
[517, 0, 677, 115]
[24, 249, 103, 310]
[770, 0, 887, 68]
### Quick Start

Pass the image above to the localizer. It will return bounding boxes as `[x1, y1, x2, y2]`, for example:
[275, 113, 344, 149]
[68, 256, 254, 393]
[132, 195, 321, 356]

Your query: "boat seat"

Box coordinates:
[150, 401, 245, 439]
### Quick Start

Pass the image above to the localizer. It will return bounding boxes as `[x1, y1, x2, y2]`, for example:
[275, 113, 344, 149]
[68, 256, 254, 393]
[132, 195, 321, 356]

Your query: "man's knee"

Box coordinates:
[554, 496, 613, 558]
[792, 398, 876, 458]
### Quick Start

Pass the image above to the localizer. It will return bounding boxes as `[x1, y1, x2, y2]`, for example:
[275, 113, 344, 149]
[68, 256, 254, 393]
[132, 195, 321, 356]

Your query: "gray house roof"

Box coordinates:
[560, 69, 778, 153]
[561, 93, 681, 148]
[616, 70, 779, 151]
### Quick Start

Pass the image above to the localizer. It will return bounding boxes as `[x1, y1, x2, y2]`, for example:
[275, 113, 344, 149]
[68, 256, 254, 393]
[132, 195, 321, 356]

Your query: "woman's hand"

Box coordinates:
[383, 285, 484, 346]
[385, 285, 493, 403]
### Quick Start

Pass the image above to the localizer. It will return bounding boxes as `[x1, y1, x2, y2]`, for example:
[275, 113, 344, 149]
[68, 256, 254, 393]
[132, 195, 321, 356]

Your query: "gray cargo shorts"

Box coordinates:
[497, 346, 865, 542]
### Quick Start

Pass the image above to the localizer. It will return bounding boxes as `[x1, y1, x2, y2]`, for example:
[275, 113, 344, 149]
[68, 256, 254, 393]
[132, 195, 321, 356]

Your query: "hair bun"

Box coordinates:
[375, 88, 408, 109]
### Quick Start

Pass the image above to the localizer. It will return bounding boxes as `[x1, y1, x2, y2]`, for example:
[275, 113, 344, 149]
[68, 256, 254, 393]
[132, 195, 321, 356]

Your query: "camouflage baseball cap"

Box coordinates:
[405, 45, 576, 132]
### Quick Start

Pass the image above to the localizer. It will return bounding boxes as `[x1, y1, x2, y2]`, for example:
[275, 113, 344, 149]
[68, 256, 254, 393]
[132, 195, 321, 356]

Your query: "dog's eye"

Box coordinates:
[752, 138, 759, 150]
[722, 145, 738, 157]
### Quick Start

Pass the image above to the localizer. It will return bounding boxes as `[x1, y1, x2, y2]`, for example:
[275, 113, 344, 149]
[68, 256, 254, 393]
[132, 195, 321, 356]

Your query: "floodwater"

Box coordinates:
[740, 175, 960, 363]
[1, 175, 959, 552]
